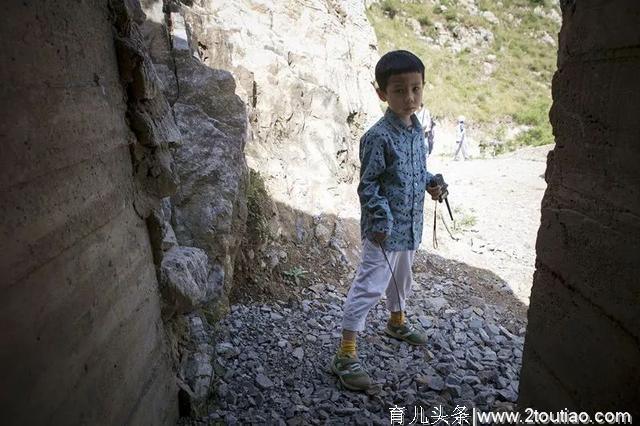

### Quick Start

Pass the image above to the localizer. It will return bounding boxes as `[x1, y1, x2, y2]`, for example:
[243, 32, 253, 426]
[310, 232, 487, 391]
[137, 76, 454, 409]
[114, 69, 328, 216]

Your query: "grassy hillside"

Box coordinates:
[367, 0, 561, 152]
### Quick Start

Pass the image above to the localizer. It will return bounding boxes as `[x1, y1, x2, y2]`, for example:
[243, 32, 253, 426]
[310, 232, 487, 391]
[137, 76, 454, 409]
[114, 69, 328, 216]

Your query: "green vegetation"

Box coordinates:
[366, 0, 559, 152]
[380, 0, 399, 18]
[247, 169, 270, 244]
[453, 206, 477, 229]
[512, 95, 554, 147]
[458, 212, 477, 228]
[283, 266, 309, 285]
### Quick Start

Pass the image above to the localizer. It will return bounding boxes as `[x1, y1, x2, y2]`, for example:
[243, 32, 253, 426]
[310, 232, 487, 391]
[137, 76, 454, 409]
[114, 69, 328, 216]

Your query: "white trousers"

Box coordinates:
[341, 238, 416, 332]
[454, 139, 468, 160]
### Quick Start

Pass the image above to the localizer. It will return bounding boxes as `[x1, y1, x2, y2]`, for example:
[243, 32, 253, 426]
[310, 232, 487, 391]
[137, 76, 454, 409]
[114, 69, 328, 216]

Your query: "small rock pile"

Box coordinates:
[184, 253, 527, 425]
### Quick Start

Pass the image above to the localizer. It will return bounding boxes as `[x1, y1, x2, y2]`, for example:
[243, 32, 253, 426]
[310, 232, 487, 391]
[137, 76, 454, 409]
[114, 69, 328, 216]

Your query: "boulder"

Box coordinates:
[140, 4, 249, 294]
[482, 11, 499, 25]
[160, 246, 215, 313]
[158, 53, 248, 293]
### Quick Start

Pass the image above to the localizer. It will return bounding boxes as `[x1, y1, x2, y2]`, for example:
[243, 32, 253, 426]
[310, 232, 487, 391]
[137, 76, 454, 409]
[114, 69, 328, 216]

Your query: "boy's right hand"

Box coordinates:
[427, 184, 443, 201]
[372, 232, 387, 245]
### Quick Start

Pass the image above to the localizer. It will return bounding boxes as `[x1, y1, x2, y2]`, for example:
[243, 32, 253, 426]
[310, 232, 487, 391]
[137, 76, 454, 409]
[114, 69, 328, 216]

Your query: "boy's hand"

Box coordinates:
[427, 184, 443, 200]
[372, 232, 387, 245]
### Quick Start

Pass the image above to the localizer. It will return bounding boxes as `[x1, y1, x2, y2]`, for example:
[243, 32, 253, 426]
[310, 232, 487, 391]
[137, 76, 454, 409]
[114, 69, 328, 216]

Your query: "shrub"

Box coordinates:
[381, 0, 398, 19]
[418, 15, 432, 27]
[246, 169, 270, 244]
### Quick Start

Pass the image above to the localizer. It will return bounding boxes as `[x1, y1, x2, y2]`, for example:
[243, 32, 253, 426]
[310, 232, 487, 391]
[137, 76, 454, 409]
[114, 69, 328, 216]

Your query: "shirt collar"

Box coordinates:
[384, 108, 420, 134]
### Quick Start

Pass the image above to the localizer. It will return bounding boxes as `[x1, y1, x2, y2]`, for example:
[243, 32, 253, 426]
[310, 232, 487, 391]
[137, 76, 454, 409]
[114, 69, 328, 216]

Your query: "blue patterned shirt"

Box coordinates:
[358, 108, 434, 251]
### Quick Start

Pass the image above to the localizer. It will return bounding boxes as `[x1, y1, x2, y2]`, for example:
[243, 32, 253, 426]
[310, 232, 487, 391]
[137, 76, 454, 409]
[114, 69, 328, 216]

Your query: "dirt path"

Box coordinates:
[425, 145, 552, 306]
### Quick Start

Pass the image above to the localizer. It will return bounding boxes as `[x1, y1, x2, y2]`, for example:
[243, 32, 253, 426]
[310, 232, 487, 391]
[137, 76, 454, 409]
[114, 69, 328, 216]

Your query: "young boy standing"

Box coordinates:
[332, 50, 443, 391]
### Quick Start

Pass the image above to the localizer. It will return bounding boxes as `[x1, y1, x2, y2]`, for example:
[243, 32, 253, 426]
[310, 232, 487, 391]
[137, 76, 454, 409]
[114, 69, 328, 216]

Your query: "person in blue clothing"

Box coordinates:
[331, 50, 444, 391]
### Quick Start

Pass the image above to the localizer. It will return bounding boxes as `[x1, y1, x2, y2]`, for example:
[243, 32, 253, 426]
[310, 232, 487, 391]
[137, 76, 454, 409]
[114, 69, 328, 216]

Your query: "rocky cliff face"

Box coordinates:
[1, 0, 179, 423]
[518, 0, 640, 413]
[142, 1, 249, 308]
[180, 0, 382, 233]
[133, 0, 387, 412]
[137, 1, 251, 413]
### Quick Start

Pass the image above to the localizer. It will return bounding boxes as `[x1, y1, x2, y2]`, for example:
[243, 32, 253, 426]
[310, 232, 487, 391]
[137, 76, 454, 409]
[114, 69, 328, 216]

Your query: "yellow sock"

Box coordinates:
[389, 311, 405, 326]
[338, 335, 357, 358]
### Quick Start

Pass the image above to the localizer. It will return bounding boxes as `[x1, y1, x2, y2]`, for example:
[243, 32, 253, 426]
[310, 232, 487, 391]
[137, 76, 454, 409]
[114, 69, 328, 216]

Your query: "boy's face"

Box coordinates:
[376, 72, 424, 122]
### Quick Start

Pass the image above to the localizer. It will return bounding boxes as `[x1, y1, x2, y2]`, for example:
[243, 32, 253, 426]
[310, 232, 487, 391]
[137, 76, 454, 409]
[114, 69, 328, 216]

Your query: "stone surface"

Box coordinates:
[160, 246, 213, 313]
[168, 52, 249, 293]
[140, 1, 249, 297]
[256, 373, 275, 389]
[482, 11, 499, 25]
[138, 5, 249, 411]
[183, 255, 528, 423]
[112, 0, 180, 219]
[180, 0, 382, 247]
[518, 1, 640, 416]
[0, 0, 177, 424]
[427, 296, 449, 311]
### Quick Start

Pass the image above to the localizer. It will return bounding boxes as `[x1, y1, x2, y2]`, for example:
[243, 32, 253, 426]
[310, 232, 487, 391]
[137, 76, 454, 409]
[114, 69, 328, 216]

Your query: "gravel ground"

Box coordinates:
[426, 145, 551, 304]
[185, 249, 526, 425]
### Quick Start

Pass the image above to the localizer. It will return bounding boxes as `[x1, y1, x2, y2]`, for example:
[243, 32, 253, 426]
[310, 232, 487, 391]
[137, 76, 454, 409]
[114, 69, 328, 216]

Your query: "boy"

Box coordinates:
[331, 50, 443, 391]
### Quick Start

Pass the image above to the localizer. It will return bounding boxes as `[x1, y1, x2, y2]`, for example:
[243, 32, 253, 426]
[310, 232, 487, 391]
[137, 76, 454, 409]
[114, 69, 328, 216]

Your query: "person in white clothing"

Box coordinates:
[453, 115, 469, 160]
[416, 103, 431, 132]
[416, 104, 435, 155]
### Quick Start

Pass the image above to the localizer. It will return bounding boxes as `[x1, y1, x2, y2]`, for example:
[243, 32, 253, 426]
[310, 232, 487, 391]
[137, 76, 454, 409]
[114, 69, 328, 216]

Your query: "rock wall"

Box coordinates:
[0, 0, 177, 424]
[518, 0, 640, 414]
[180, 0, 382, 231]
[141, 1, 248, 300]
[139, 1, 250, 412]
[132, 0, 384, 409]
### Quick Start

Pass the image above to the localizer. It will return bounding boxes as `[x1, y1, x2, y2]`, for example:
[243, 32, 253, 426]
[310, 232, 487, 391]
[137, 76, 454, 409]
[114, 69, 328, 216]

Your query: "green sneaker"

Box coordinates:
[331, 354, 372, 391]
[385, 322, 428, 346]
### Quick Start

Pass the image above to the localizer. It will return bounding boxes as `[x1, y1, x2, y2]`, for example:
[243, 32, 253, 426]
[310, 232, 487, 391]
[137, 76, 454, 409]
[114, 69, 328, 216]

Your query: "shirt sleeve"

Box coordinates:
[425, 170, 435, 191]
[424, 137, 435, 190]
[357, 132, 393, 236]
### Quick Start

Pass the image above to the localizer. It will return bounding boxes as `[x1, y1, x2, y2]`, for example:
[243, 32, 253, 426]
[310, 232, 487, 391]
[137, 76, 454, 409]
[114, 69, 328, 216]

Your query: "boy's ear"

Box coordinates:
[375, 87, 387, 102]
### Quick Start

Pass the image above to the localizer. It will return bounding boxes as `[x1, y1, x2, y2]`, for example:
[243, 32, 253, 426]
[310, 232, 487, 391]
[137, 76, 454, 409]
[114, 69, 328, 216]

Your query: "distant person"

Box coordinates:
[416, 103, 430, 136]
[331, 50, 445, 391]
[453, 115, 469, 160]
[417, 104, 436, 156]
